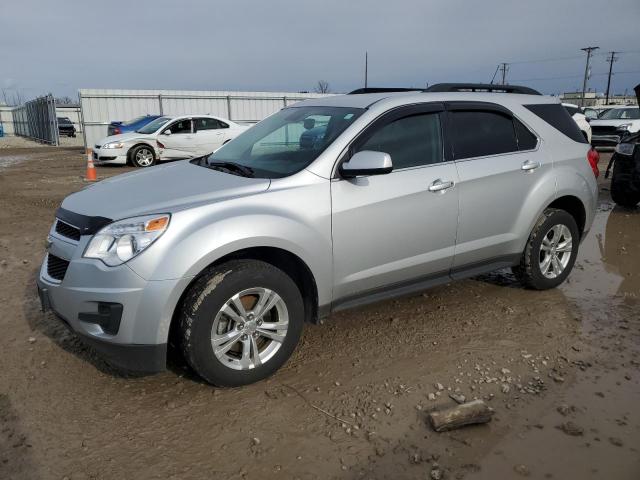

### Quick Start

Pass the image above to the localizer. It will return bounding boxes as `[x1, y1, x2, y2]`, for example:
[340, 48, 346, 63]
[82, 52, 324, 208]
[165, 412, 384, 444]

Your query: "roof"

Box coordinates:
[292, 91, 559, 110]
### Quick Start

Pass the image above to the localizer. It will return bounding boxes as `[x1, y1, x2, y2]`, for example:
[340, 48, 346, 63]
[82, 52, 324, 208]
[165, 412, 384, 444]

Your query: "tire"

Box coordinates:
[513, 208, 580, 290]
[178, 259, 304, 386]
[610, 155, 640, 208]
[130, 144, 156, 168]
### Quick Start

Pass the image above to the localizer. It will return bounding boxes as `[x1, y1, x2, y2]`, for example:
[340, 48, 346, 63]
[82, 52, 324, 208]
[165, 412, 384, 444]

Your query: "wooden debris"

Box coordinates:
[428, 400, 493, 432]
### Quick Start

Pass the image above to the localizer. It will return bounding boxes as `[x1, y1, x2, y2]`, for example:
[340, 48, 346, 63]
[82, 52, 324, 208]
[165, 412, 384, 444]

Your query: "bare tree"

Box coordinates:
[314, 80, 331, 94]
[55, 96, 75, 105]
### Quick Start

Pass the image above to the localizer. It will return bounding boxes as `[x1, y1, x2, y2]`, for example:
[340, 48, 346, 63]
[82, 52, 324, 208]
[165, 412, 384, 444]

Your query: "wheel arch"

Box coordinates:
[168, 246, 320, 354]
[547, 195, 587, 237]
[127, 142, 157, 164]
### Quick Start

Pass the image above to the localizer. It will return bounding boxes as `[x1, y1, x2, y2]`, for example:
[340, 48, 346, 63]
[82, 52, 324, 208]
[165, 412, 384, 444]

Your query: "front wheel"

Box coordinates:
[178, 260, 304, 386]
[513, 208, 580, 290]
[130, 145, 156, 168]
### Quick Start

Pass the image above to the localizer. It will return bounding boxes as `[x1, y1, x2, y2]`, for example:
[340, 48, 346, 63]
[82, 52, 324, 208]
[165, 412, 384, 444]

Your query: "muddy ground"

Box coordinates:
[0, 145, 638, 480]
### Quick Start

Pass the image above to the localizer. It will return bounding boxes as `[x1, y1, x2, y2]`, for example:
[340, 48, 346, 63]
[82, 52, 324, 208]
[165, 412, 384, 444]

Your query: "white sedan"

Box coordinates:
[93, 115, 249, 167]
[562, 103, 592, 144]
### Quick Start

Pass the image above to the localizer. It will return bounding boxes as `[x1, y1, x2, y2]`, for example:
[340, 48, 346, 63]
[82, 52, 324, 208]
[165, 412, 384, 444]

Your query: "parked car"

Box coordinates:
[38, 83, 598, 386]
[107, 115, 162, 136]
[562, 103, 591, 143]
[57, 117, 76, 137]
[93, 114, 249, 167]
[605, 85, 640, 208]
[590, 105, 640, 147]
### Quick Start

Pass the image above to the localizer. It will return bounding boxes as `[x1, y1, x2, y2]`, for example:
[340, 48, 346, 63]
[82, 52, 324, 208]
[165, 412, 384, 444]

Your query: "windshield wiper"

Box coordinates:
[207, 161, 255, 178]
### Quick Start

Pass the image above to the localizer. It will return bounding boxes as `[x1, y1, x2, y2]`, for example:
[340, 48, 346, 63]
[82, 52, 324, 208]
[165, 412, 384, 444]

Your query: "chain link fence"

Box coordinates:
[12, 94, 59, 145]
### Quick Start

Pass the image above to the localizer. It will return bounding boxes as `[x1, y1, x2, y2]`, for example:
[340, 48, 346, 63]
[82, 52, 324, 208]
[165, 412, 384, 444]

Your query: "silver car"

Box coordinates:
[37, 83, 599, 386]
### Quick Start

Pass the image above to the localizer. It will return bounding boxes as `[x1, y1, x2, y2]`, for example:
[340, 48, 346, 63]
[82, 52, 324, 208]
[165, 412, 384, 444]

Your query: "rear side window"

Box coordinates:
[450, 111, 518, 159]
[357, 113, 443, 168]
[524, 104, 587, 143]
[195, 118, 227, 130]
[514, 118, 538, 150]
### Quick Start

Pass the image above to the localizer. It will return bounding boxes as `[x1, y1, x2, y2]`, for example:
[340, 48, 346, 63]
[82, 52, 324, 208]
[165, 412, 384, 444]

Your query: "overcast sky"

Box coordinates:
[1, 0, 639, 101]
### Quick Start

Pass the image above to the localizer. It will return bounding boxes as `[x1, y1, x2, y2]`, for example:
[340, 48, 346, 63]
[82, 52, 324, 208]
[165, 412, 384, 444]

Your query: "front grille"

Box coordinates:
[591, 126, 620, 135]
[55, 220, 81, 241]
[94, 144, 101, 149]
[47, 254, 70, 281]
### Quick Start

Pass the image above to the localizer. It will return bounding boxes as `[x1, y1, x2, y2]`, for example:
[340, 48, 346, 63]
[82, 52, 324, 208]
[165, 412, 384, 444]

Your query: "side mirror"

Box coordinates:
[340, 150, 393, 178]
[164, 129, 172, 136]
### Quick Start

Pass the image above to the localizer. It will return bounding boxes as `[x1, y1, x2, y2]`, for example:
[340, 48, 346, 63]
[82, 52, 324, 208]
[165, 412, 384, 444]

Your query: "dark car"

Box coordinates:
[607, 84, 640, 208]
[107, 115, 162, 136]
[57, 117, 76, 137]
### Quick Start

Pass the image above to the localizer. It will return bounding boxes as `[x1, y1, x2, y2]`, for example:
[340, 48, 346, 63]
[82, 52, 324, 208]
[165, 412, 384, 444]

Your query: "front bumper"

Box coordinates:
[592, 134, 622, 146]
[37, 227, 193, 373]
[92, 147, 128, 165]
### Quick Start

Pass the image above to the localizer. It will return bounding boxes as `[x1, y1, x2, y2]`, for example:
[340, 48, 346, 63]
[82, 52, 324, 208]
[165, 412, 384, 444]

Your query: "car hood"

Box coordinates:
[61, 160, 271, 219]
[96, 131, 154, 146]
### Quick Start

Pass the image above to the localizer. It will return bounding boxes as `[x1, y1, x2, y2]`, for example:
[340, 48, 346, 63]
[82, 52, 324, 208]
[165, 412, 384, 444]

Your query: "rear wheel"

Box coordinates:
[611, 155, 640, 208]
[178, 260, 304, 386]
[130, 145, 156, 168]
[513, 208, 580, 290]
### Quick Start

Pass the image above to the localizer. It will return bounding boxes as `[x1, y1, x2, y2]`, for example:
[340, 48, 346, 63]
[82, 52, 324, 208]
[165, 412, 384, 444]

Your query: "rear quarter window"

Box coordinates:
[524, 104, 587, 144]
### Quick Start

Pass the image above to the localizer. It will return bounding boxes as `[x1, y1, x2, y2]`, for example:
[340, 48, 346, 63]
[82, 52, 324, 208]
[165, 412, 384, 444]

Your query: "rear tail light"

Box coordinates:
[587, 148, 600, 178]
[156, 140, 165, 149]
[113, 127, 121, 135]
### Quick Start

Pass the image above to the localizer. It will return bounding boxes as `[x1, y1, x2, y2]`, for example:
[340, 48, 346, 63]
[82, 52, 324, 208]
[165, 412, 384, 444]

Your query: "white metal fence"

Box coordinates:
[12, 94, 59, 145]
[79, 89, 330, 148]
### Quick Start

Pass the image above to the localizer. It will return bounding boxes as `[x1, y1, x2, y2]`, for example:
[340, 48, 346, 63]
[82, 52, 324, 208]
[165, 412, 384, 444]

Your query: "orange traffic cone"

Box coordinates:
[86, 148, 97, 181]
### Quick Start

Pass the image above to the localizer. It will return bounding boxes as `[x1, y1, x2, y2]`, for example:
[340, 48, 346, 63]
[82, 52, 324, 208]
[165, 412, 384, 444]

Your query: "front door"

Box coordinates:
[331, 104, 459, 303]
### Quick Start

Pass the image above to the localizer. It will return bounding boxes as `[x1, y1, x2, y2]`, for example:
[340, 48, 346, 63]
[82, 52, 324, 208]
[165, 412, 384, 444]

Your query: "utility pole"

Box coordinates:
[604, 51, 618, 105]
[580, 46, 599, 107]
[364, 52, 368, 88]
[499, 63, 509, 84]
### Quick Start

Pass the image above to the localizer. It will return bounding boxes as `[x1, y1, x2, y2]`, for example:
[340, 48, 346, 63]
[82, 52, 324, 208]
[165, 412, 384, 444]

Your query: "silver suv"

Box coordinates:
[37, 83, 599, 386]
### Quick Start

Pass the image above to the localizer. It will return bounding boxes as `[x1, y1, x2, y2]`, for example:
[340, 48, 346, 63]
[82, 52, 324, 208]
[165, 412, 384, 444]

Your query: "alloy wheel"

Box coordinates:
[539, 224, 573, 279]
[211, 287, 289, 370]
[135, 148, 154, 166]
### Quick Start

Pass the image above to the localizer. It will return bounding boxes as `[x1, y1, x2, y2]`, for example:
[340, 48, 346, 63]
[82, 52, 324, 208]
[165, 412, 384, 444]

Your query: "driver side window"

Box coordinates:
[165, 119, 192, 135]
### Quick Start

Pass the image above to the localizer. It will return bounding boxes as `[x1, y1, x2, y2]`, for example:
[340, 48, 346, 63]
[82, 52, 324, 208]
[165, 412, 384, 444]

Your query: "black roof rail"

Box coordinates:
[348, 87, 419, 95]
[425, 83, 541, 95]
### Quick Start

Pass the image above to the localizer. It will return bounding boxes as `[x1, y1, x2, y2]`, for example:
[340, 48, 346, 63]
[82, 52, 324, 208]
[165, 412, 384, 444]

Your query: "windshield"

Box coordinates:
[203, 106, 364, 178]
[136, 116, 170, 134]
[599, 108, 640, 120]
[57, 117, 71, 124]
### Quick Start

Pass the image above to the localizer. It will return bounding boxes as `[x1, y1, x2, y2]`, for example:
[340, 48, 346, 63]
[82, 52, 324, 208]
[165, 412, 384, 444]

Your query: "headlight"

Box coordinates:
[103, 142, 125, 149]
[84, 214, 170, 266]
[615, 143, 635, 156]
[616, 123, 631, 131]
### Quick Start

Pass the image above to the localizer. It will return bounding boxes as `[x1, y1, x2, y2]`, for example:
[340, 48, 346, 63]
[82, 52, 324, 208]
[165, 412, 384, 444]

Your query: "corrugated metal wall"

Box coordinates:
[79, 89, 330, 148]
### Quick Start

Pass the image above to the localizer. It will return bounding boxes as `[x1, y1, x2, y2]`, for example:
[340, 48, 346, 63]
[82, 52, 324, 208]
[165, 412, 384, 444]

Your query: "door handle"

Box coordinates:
[521, 160, 541, 172]
[428, 179, 455, 193]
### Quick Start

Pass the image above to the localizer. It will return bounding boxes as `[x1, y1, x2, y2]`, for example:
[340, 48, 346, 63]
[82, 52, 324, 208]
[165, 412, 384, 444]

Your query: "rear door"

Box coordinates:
[193, 117, 227, 155]
[446, 103, 547, 273]
[331, 103, 460, 302]
[158, 118, 195, 159]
